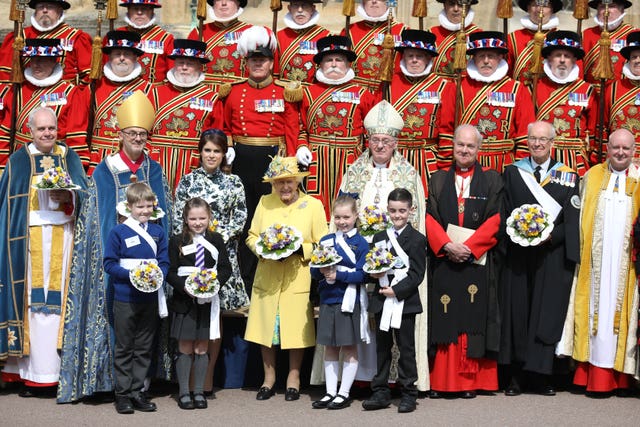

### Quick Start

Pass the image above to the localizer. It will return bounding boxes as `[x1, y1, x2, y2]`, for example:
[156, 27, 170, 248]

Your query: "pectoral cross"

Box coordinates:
[440, 294, 450, 313]
[468, 284, 478, 303]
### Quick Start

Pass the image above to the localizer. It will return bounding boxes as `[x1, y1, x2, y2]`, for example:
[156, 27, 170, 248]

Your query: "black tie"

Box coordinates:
[534, 165, 542, 183]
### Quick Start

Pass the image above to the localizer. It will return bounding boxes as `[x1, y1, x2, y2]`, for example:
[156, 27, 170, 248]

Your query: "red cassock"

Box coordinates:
[274, 25, 329, 83]
[0, 80, 87, 170]
[581, 23, 635, 85]
[387, 71, 455, 187]
[532, 76, 597, 175]
[69, 77, 153, 174]
[0, 24, 92, 85]
[439, 75, 535, 172]
[148, 81, 224, 190]
[342, 20, 405, 92]
[604, 77, 640, 159]
[115, 25, 175, 83]
[507, 28, 556, 85]
[188, 21, 253, 84]
[298, 81, 378, 219]
[430, 24, 482, 81]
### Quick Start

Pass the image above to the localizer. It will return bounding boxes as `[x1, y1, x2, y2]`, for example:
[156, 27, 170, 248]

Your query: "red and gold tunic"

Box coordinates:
[604, 77, 640, 159]
[439, 75, 536, 172]
[299, 81, 378, 219]
[188, 20, 253, 84]
[0, 79, 87, 170]
[342, 20, 405, 91]
[532, 76, 597, 176]
[275, 25, 329, 83]
[430, 23, 482, 81]
[388, 71, 455, 188]
[0, 24, 92, 85]
[148, 81, 224, 190]
[116, 24, 175, 83]
[582, 23, 634, 85]
[508, 27, 556, 85]
[70, 77, 153, 174]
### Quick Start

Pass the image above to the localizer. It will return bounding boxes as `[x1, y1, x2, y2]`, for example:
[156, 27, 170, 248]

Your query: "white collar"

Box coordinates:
[531, 156, 551, 171]
[283, 10, 320, 30]
[399, 59, 433, 78]
[28, 142, 65, 155]
[30, 13, 65, 32]
[520, 15, 559, 32]
[594, 13, 626, 31]
[466, 58, 509, 82]
[103, 61, 142, 82]
[393, 225, 407, 236]
[543, 60, 580, 84]
[24, 64, 63, 87]
[166, 68, 205, 88]
[438, 9, 474, 32]
[124, 14, 157, 30]
[315, 68, 354, 85]
[356, 4, 389, 23]
[337, 227, 358, 239]
[622, 62, 640, 80]
[207, 5, 244, 23]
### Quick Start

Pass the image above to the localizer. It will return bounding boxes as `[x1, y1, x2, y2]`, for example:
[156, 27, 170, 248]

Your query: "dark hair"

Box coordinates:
[181, 197, 212, 242]
[333, 194, 358, 214]
[198, 128, 228, 168]
[387, 188, 413, 205]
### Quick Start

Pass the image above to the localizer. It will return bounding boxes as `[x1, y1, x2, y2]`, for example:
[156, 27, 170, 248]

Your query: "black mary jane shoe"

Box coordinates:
[178, 394, 195, 410]
[256, 386, 276, 401]
[193, 393, 208, 409]
[327, 394, 352, 410]
[285, 387, 300, 401]
[312, 393, 334, 409]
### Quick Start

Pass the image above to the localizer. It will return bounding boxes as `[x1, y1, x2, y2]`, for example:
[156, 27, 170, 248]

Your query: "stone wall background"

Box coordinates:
[1, 1, 639, 48]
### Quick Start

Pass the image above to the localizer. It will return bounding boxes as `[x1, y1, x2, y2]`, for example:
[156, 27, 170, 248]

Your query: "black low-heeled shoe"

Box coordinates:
[312, 393, 334, 409]
[178, 394, 195, 410]
[327, 394, 352, 410]
[284, 388, 300, 401]
[193, 393, 208, 409]
[256, 386, 276, 401]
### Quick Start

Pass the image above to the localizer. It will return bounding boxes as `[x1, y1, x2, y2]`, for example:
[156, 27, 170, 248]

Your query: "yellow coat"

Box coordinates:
[244, 192, 328, 349]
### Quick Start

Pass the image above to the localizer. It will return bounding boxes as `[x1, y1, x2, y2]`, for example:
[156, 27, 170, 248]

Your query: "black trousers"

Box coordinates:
[371, 313, 418, 397]
[114, 300, 159, 397]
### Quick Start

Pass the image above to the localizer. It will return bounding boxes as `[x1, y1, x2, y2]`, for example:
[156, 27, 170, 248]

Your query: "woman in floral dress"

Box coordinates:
[173, 128, 249, 394]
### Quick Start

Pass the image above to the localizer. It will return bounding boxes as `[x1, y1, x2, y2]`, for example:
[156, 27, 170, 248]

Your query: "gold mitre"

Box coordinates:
[363, 100, 404, 137]
[116, 90, 156, 132]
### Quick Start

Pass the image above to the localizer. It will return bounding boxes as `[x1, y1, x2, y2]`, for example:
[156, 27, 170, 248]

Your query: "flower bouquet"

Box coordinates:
[33, 166, 80, 190]
[209, 219, 219, 233]
[359, 205, 390, 241]
[506, 203, 554, 247]
[116, 197, 165, 220]
[129, 260, 164, 293]
[184, 267, 220, 299]
[309, 244, 343, 268]
[255, 223, 303, 260]
[363, 246, 396, 274]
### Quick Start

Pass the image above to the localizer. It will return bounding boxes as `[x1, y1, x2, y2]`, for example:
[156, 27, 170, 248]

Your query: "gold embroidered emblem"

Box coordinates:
[7, 329, 17, 347]
[553, 118, 571, 133]
[293, 56, 303, 66]
[174, 109, 184, 117]
[553, 107, 564, 116]
[480, 106, 490, 116]
[405, 115, 424, 130]
[629, 107, 638, 116]
[326, 105, 336, 114]
[40, 156, 55, 170]
[219, 48, 229, 58]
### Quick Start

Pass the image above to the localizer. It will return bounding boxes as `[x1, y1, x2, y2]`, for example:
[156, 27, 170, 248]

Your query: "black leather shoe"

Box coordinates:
[461, 390, 477, 399]
[256, 386, 276, 401]
[284, 388, 300, 401]
[131, 395, 157, 412]
[538, 385, 556, 396]
[193, 393, 208, 409]
[398, 396, 417, 413]
[115, 396, 134, 414]
[362, 392, 391, 410]
[327, 394, 352, 410]
[312, 393, 334, 409]
[177, 394, 195, 410]
[505, 379, 522, 397]
[428, 390, 442, 399]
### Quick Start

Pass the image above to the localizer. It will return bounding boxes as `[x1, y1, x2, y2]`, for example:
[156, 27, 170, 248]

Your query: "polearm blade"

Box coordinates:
[197, 0, 207, 41]
[8, 0, 27, 155]
[453, 0, 470, 127]
[593, 0, 615, 163]
[343, 0, 355, 38]
[86, 1, 108, 152]
[412, 0, 427, 31]
[529, 0, 548, 115]
[574, 0, 589, 36]
[271, 0, 282, 34]
[496, 0, 513, 36]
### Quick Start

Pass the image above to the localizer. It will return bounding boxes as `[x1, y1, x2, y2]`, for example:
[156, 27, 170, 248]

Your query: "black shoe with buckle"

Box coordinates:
[312, 393, 334, 409]
[327, 394, 352, 410]
[398, 395, 417, 413]
[362, 391, 391, 411]
[177, 394, 194, 410]
[193, 393, 208, 409]
[284, 388, 300, 401]
[115, 396, 134, 414]
[256, 386, 276, 401]
[131, 394, 157, 412]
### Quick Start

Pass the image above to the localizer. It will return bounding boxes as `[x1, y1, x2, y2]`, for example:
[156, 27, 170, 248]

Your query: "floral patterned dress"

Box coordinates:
[173, 167, 250, 310]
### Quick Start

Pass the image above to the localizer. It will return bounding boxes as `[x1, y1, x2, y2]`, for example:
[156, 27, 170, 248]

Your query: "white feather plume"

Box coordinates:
[237, 26, 277, 57]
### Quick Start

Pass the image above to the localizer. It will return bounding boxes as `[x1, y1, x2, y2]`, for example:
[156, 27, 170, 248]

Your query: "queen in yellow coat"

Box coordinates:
[245, 156, 328, 401]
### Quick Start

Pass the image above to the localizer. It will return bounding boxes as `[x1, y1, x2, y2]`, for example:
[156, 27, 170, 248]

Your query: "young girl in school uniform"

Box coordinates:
[310, 195, 369, 410]
[167, 198, 231, 410]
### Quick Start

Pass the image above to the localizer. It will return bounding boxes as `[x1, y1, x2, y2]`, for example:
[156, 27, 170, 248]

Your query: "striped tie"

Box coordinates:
[195, 243, 205, 268]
